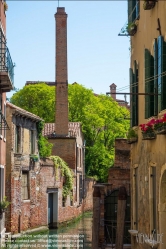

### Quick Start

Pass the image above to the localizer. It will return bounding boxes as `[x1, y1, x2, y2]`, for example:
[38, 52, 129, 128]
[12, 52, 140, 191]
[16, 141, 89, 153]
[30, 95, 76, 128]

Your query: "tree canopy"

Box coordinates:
[10, 83, 129, 182]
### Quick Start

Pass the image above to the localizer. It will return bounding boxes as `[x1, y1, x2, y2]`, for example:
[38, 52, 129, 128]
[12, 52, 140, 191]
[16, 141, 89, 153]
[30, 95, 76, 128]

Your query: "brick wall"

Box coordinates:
[49, 138, 76, 170]
[55, 7, 68, 135]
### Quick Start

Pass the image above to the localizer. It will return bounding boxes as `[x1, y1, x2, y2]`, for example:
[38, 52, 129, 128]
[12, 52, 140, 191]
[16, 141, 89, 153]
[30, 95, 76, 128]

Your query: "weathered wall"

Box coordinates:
[130, 2, 166, 249]
[49, 138, 76, 170]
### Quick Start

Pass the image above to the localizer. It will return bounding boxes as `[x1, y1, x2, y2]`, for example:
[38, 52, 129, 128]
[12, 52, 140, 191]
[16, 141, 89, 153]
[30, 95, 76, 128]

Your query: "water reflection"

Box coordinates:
[9, 212, 92, 249]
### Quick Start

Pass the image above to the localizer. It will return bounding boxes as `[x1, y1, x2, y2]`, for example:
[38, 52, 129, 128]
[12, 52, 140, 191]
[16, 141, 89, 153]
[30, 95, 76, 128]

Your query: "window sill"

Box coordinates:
[22, 200, 30, 203]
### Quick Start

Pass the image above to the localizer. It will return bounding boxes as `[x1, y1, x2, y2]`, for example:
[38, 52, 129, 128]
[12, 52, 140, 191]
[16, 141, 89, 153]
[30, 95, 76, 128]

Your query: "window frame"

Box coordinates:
[21, 171, 29, 200]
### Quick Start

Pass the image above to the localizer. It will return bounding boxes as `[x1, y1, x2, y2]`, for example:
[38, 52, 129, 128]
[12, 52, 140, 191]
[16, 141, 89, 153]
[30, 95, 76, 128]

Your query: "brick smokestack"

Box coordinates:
[110, 83, 117, 100]
[55, 7, 68, 136]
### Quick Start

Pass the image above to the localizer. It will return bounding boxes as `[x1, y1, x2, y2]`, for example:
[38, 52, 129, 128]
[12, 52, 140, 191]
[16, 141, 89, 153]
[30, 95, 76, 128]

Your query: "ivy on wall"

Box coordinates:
[37, 121, 53, 157]
[49, 156, 74, 198]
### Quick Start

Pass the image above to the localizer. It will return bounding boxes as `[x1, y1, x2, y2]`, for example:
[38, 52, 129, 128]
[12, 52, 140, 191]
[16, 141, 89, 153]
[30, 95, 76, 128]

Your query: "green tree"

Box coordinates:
[11, 83, 55, 122]
[10, 83, 129, 182]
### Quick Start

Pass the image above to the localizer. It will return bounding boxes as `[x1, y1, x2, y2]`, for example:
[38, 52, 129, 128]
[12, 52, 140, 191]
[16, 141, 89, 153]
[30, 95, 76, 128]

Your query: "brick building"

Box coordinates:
[0, 0, 15, 244]
[109, 83, 130, 110]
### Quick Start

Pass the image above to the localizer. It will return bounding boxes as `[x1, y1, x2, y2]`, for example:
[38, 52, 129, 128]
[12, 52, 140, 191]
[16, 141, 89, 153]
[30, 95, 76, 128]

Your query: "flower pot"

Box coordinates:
[142, 132, 156, 140]
[127, 137, 138, 144]
[155, 125, 166, 135]
[143, 0, 156, 10]
[128, 24, 137, 36]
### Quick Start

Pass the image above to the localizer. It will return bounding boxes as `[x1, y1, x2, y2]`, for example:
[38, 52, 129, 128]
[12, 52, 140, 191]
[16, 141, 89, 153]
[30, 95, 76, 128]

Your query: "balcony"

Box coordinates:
[118, 0, 139, 36]
[0, 29, 14, 92]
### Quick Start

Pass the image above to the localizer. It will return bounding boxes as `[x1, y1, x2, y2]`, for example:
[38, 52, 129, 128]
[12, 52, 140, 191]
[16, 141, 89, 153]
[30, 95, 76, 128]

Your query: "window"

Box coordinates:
[158, 36, 166, 112]
[154, 39, 158, 115]
[62, 197, 66, 207]
[150, 167, 157, 232]
[0, 166, 4, 201]
[128, 0, 140, 24]
[144, 49, 154, 118]
[3, 103, 6, 139]
[130, 61, 138, 127]
[21, 172, 29, 200]
[134, 168, 138, 230]
[79, 174, 83, 204]
[30, 130, 35, 154]
[70, 190, 73, 206]
[79, 148, 82, 167]
[15, 125, 21, 153]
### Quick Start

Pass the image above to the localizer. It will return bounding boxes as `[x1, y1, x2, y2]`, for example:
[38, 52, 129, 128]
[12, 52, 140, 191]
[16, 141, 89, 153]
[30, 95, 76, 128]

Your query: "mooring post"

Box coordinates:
[115, 186, 127, 249]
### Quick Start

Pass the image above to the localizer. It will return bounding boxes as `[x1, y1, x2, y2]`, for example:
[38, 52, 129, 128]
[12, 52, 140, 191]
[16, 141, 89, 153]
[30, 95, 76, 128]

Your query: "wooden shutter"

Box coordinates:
[145, 49, 150, 118]
[144, 49, 154, 118]
[128, 0, 136, 23]
[136, 0, 140, 20]
[130, 68, 134, 127]
[154, 39, 158, 115]
[162, 39, 166, 110]
[149, 54, 154, 117]
[133, 60, 138, 126]
[158, 36, 162, 112]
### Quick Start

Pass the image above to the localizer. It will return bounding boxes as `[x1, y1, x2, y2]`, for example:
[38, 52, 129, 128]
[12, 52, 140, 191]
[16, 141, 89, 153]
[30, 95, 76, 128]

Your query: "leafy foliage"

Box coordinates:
[49, 156, 74, 198]
[37, 121, 53, 157]
[10, 83, 130, 182]
[0, 196, 10, 210]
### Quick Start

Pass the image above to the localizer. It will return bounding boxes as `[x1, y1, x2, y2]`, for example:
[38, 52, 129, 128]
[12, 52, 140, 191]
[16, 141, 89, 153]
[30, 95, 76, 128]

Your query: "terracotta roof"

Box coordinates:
[43, 122, 81, 138]
[7, 102, 43, 121]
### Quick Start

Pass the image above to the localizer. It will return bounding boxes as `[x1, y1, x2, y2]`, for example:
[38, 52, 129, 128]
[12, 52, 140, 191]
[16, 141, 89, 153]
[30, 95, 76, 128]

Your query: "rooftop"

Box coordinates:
[43, 122, 81, 138]
[7, 102, 43, 121]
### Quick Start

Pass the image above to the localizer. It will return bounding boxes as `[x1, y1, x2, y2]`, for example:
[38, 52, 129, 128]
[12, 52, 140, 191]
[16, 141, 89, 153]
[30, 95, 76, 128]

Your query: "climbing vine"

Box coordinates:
[37, 121, 53, 157]
[49, 156, 74, 198]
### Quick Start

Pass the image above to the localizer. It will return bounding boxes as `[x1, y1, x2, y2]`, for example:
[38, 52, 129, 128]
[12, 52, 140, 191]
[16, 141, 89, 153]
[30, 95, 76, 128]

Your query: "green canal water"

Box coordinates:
[8, 212, 92, 249]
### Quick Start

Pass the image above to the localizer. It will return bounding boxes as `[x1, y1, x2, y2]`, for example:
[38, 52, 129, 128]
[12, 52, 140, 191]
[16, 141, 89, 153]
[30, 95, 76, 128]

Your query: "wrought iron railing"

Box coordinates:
[118, 1, 140, 36]
[0, 28, 14, 87]
[104, 220, 131, 246]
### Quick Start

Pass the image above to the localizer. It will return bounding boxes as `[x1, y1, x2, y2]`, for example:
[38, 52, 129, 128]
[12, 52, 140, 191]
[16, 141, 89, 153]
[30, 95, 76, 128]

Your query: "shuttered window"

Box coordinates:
[154, 39, 158, 115]
[144, 49, 154, 118]
[128, 0, 139, 24]
[15, 126, 21, 153]
[130, 65, 138, 127]
[21, 172, 29, 200]
[158, 36, 166, 111]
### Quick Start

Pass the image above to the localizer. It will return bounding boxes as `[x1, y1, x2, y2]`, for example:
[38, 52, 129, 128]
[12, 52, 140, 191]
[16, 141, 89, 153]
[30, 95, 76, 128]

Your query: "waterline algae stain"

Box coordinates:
[6, 212, 92, 249]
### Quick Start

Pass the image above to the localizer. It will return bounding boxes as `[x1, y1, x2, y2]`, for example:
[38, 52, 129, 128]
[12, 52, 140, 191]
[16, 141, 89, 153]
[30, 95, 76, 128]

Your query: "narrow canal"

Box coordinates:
[8, 212, 92, 249]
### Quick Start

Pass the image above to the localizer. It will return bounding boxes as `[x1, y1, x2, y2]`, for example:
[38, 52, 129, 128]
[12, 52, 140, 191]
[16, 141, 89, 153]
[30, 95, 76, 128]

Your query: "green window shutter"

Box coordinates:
[149, 54, 154, 117]
[154, 39, 158, 115]
[133, 60, 138, 126]
[145, 49, 150, 118]
[162, 39, 166, 110]
[144, 49, 154, 118]
[130, 68, 135, 127]
[128, 0, 136, 23]
[158, 36, 162, 112]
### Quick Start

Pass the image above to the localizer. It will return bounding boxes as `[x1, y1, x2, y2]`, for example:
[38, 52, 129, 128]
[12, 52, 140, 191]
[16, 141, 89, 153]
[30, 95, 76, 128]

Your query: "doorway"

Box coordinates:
[48, 189, 58, 228]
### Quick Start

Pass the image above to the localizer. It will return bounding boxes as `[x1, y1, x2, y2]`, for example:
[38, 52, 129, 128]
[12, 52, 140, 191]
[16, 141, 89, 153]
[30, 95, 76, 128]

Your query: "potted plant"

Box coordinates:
[127, 128, 138, 144]
[0, 196, 10, 216]
[30, 154, 39, 162]
[4, 2, 8, 11]
[143, 0, 156, 10]
[127, 23, 137, 36]
[154, 114, 166, 134]
[140, 119, 156, 140]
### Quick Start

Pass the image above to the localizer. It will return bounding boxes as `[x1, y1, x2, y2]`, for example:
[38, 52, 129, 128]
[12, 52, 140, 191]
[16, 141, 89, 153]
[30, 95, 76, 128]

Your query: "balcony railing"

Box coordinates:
[0, 28, 14, 92]
[118, 1, 140, 36]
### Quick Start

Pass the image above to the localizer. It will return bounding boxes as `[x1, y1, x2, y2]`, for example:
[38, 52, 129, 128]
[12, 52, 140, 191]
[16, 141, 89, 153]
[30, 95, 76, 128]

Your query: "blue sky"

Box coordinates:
[6, 1, 130, 101]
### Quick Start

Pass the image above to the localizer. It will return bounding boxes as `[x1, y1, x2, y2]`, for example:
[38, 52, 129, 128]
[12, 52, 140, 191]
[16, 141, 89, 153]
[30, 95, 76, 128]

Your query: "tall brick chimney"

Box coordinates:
[110, 83, 117, 100]
[55, 7, 68, 136]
